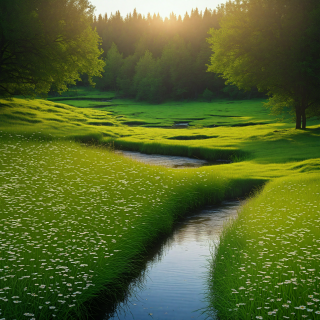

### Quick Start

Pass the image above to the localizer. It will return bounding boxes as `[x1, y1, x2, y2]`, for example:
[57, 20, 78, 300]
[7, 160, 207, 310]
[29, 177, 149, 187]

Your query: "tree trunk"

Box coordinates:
[295, 106, 302, 129]
[302, 108, 307, 129]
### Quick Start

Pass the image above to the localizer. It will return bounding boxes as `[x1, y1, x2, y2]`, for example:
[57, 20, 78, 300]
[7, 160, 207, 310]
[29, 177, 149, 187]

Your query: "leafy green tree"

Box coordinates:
[117, 55, 139, 97]
[97, 43, 123, 91]
[160, 36, 194, 99]
[133, 50, 163, 102]
[0, 0, 104, 97]
[202, 88, 215, 101]
[207, 0, 320, 129]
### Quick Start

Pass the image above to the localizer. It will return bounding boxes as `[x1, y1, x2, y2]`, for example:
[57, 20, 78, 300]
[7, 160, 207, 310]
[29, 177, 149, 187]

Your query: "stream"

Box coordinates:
[114, 150, 231, 168]
[106, 201, 241, 320]
[103, 151, 238, 319]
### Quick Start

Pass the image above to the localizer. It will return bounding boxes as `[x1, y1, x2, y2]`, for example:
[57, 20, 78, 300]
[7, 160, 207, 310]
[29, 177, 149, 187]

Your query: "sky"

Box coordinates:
[90, 0, 225, 19]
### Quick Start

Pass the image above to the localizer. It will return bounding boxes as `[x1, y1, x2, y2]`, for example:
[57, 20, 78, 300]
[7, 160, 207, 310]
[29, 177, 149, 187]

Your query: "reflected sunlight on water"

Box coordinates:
[107, 201, 241, 320]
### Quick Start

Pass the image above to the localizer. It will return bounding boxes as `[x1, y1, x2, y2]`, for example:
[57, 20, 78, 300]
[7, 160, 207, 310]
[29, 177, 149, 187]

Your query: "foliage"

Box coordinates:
[96, 43, 123, 92]
[0, 0, 105, 98]
[133, 50, 158, 102]
[207, 0, 320, 129]
[92, 9, 263, 101]
[202, 88, 215, 101]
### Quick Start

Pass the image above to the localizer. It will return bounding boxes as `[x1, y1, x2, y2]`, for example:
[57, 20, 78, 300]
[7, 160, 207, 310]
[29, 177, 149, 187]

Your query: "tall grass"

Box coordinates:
[206, 174, 320, 319]
[0, 132, 262, 319]
[2, 94, 320, 319]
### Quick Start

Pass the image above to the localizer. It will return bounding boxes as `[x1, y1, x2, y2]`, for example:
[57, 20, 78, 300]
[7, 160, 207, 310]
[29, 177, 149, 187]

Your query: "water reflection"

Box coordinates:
[114, 151, 210, 168]
[106, 201, 241, 320]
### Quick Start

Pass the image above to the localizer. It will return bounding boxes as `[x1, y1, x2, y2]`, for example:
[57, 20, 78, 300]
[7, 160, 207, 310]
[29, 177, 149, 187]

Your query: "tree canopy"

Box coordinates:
[92, 8, 263, 102]
[0, 0, 104, 97]
[207, 0, 320, 129]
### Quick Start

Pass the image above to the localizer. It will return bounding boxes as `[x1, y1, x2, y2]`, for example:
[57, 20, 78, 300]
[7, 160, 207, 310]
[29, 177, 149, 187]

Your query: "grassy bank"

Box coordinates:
[1, 90, 320, 319]
[1, 94, 320, 179]
[0, 132, 263, 319]
[206, 174, 320, 319]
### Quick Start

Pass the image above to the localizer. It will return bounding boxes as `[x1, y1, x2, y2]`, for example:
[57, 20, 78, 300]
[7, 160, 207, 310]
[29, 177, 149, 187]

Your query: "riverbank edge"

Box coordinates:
[68, 132, 251, 164]
[205, 173, 320, 319]
[73, 178, 266, 319]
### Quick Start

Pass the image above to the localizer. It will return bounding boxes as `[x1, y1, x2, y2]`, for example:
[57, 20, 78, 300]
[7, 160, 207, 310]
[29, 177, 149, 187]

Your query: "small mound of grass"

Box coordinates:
[1, 113, 42, 124]
[87, 121, 114, 126]
[231, 122, 268, 127]
[167, 135, 218, 140]
[121, 120, 148, 126]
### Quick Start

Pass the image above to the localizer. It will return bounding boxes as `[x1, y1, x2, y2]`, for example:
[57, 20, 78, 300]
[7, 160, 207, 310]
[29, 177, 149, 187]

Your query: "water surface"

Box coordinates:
[107, 201, 241, 320]
[115, 151, 213, 168]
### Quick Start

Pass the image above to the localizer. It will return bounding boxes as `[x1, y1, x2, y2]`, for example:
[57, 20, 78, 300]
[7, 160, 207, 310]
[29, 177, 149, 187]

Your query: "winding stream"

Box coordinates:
[114, 151, 228, 168]
[106, 201, 241, 320]
[102, 151, 238, 319]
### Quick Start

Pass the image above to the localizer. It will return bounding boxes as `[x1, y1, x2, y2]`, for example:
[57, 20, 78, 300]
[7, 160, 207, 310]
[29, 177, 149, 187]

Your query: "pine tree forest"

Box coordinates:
[90, 7, 264, 103]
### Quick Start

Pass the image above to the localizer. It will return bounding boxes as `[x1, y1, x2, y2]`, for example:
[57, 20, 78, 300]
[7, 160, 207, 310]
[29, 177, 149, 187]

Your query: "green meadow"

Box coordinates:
[206, 174, 320, 320]
[1, 89, 320, 319]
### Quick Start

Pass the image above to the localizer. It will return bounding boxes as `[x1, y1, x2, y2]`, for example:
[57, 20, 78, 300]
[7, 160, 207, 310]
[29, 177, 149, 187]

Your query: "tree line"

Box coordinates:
[90, 8, 263, 102]
[207, 0, 320, 129]
[1, 0, 318, 128]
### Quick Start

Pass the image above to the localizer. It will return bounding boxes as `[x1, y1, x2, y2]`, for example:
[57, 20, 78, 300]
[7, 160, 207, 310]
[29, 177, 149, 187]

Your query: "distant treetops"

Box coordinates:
[91, 7, 263, 103]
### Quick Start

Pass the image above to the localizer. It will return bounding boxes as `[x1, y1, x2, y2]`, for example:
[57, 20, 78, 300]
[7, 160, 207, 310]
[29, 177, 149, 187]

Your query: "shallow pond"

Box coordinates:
[114, 151, 230, 168]
[106, 201, 241, 320]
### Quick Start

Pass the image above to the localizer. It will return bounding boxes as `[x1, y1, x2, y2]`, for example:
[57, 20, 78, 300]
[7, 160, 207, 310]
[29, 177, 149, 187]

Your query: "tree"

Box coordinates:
[160, 36, 194, 99]
[0, 0, 105, 97]
[98, 43, 123, 91]
[207, 0, 320, 129]
[133, 50, 163, 103]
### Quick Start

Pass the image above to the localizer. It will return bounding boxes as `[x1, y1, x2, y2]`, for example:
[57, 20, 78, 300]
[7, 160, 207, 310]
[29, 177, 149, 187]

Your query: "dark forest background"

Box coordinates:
[84, 8, 265, 103]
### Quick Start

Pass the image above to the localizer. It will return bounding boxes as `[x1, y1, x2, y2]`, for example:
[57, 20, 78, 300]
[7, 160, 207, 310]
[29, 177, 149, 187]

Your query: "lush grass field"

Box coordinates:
[1, 89, 320, 319]
[2, 92, 320, 178]
[0, 131, 261, 319]
[206, 174, 320, 319]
